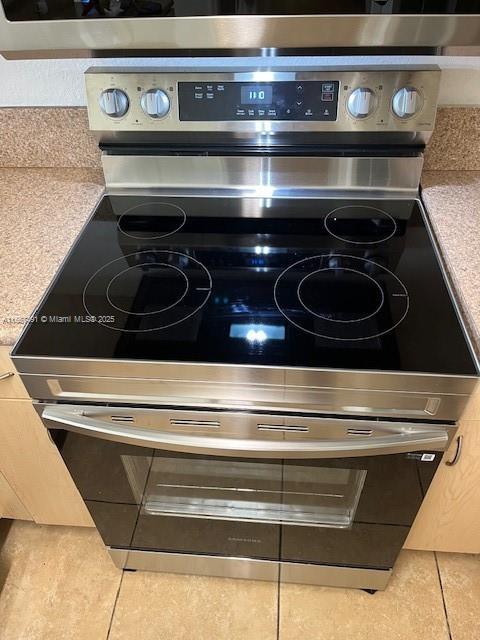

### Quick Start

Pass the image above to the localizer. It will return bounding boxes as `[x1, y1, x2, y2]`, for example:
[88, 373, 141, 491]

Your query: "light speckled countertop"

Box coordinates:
[421, 171, 480, 356]
[0, 168, 478, 357]
[0, 168, 104, 345]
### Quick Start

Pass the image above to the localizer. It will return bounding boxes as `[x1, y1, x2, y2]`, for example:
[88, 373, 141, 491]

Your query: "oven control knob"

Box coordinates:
[392, 87, 423, 119]
[141, 89, 170, 119]
[98, 89, 129, 118]
[347, 88, 376, 119]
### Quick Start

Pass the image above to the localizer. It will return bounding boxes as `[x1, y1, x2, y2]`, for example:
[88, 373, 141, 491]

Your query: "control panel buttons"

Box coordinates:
[347, 87, 376, 119]
[392, 86, 423, 119]
[177, 80, 339, 122]
[140, 89, 170, 119]
[98, 88, 129, 118]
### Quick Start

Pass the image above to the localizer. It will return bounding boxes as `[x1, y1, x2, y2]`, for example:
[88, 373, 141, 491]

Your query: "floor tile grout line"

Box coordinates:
[276, 464, 284, 640]
[434, 551, 453, 640]
[276, 573, 281, 640]
[106, 569, 125, 640]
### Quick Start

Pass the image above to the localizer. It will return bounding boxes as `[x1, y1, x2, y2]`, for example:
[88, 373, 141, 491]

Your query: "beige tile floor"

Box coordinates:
[0, 519, 478, 640]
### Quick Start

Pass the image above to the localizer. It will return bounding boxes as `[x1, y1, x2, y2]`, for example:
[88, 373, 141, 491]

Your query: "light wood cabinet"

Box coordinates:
[0, 347, 30, 399]
[0, 346, 92, 527]
[405, 389, 480, 553]
[0, 469, 31, 521]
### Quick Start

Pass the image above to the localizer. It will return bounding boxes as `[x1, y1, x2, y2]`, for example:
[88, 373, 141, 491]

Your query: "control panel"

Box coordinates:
[177, 81, 339, 121]
[86, 67, 441, 139]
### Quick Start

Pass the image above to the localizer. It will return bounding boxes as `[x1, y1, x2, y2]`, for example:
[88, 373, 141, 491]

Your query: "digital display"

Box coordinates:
[240, 85, 273, 105]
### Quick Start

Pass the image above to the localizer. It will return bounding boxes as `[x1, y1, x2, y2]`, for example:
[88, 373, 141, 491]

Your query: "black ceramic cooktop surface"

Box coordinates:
[13, 195, 477, 375]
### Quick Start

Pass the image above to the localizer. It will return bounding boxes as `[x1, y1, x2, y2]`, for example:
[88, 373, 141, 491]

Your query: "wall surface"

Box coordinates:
[1, 54, 480, 107]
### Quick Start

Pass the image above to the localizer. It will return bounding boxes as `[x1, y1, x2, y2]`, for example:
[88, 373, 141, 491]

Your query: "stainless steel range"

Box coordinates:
[12, 65, 479, 591]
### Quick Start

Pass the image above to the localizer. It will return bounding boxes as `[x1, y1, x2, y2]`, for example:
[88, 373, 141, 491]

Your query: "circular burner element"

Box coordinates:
[298, 268, 385, 324]
[324, 205, 397, 245]
[106, 263, 189, 316]
[274, 254, 409, 341]
[83, 250, 212, 333]
[117, 202, 186, 240]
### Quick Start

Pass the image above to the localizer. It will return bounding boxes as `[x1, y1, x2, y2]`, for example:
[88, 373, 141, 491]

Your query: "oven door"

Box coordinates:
[42, 404, 451, 581]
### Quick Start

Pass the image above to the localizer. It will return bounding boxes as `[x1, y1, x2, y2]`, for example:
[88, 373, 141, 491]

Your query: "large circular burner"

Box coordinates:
[106, 263, 189, 316]
[324, 205, 397, 245]
[83, 250, 212, 332]
[117, 202, 186, 240]
[298, 268, 384, 324]
[274, 254, 409, 341]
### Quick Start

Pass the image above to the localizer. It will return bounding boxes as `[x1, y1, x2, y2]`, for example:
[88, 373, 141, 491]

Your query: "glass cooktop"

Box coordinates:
[13, 195, 477, 375]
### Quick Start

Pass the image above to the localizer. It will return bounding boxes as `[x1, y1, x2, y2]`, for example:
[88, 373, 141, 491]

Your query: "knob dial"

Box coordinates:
[141, 89, 170, 119]
[347, 87, 376, 119]
[98, 88, 129, 118]
[392, 87, 423, 119]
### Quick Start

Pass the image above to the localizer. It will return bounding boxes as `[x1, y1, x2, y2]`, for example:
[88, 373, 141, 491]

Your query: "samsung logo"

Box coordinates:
[228, 536, 262, 544]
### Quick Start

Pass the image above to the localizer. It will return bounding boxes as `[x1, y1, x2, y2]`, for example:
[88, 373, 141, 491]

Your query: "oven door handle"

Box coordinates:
[42, 405, 449, 459]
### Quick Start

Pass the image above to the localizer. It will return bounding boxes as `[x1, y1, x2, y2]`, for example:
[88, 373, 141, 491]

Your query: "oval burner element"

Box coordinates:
[274, 254, 409, 341]
[324, 205, 397, 245]
[106, 263, 189, 316]
[298, 268, 385, 324]
[117, 202, 186, 240]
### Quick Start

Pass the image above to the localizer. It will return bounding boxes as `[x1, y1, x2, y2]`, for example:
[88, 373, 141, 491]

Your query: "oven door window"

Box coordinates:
[140, 454, 366, 528]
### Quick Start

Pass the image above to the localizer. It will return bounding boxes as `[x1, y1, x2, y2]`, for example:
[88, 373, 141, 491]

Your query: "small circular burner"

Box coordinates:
[298, 268, 384, 324]
[83, 250, 212, 332]
[117, 202, 186, 240]
[324, 205, 397, 245]
[106, 263, 189, 316]
[274, 254, 409, 341]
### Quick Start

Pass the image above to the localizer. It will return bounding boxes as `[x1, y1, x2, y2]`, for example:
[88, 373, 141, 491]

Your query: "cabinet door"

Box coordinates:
[405, 391, 480, 553]
[0, 469, 32, 520]
[0, 346, 29, 399]
[0, 399, 93, 527]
